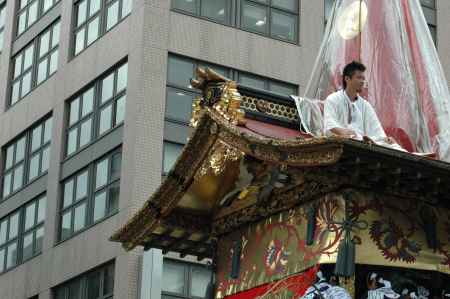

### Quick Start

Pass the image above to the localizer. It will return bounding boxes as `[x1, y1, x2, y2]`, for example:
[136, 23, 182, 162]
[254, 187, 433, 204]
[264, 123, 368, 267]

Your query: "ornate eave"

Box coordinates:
[110, 109, 346, 252]
[111, 69, 450, 258]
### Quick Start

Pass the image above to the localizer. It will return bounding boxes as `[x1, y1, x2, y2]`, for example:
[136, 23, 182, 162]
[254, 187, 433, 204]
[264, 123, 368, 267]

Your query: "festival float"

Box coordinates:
[111, 0, 450, 298]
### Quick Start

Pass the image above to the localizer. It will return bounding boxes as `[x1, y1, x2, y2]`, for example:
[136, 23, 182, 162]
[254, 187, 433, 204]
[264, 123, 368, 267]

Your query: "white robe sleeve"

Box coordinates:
[299, 286, 317, 299]
[324, 98, 343, 136]
[364, 102, 387, 141]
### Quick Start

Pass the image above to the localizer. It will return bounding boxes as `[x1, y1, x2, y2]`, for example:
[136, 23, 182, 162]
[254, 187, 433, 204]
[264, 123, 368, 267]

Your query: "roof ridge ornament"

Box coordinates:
[190, 67, 245, 128]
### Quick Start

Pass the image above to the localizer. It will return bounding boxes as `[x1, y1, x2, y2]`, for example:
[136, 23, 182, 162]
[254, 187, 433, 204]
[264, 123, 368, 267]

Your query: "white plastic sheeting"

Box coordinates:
[296, 0, 450, 160]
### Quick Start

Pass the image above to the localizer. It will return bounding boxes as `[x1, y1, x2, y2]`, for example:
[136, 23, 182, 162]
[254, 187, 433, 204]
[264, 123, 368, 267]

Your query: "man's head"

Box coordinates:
[329, 275, 339, 286]
[342, 61, 366, 92]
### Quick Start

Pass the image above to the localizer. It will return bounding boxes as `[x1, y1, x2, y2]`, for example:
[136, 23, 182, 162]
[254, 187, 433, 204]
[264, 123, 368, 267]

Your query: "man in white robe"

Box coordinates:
[324, 61, 404, 150]
[366, 272, 400, 299]
[299, 271, 351, 299]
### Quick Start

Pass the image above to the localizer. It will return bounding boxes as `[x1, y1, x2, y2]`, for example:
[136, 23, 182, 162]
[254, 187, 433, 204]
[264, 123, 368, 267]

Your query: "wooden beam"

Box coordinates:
[165, 231, 191, 253]
[163, 209, 211, 234]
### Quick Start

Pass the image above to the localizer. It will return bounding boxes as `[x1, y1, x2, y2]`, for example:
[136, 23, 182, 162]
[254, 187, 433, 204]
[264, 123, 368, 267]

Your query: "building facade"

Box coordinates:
[0, 0, 447, 298]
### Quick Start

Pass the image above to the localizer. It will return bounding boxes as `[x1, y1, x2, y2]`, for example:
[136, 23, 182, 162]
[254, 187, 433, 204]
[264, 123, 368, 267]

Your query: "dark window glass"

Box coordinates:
[420, 2, 437, 45]
[269, 80, 297, 95]
[190, 265, 211, 297]
[162, 260, 186, 294]
[420, 0, 435, 9]
[10, 20, 60, 106]
[0, 194, 46, 273]
[272, 0, 296, 11]
[22, 195, 46, 261]
[66, 62, 127, 157]
[87, 271, 101, 299]
[172, 0, 197, 14]
[201, 0, 230, 23]
[173, 0, 231, 24]
[242, 1, 267, 34]
[240, 0, 298, 42]
[166, 88, 196, 123]
[168, 56, 195, 88]
[16, 0, 60, 36]
[324, 0, 334, 24]
[428, 24, 436, 45]
[163, 142, 183, 174]
[54, 262, 115, 299]
[59, 149, 122, 241]
[162, 259, 212, 299]
[0, 3, 5, 51]
[239, 73, 266, 89]
[73, 0, 132, 56]
[103, 263, 115, 295]
[2, 115, 53, 199]
[271, 9, 296, 41]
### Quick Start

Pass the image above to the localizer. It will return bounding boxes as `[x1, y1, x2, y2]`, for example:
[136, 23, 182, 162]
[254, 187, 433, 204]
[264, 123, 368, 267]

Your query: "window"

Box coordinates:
[172, 0, 299, 43]
[10, 20, 60, 106]
[59, 149, 121, 241]
[162, 259, 212, 299]
[54, 262, 114, 299]
[0, 194, 46, 273]
[163, 55, 297, 172]
[21, 195, 45, 261]
[324, 0, 334, 25]
[0, 3, 5, 51]
[2, 115, 52, 199]
[16, 0, 59, 36]
[73, 0, 132, 56]
[420, 0, 436, 44]
[66, 62, 127, 157]
[172, 0, 232, 24]
[241, 0, 298, 42]
[163, 142, 183, 174]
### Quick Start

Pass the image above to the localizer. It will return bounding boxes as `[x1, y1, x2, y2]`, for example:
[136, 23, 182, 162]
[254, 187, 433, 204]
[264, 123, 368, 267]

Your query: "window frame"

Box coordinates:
[15, 0, 60, 37]
[21, 195, 46, 262]
[420, 0, 435, 9]
[0, 2, 6, 52]
[239, 0, 299, 43]
[58, 148, 122, 242]
[162, 141, 184, 175]
[161, 259, 212, 299]
[53, 261, 115, 299]
[36, 20, 60, 86]
[1, 114, 53, 200]
[65, 61, 127, 158]
[71, 0, 132, 57]
[171, 0, 233, 26]
[420, 1, 437, 45]
[0, 210, 20, 273]
[0, 194, 46, 275]
[9, 19, 61, 107]
[171, 0, 300, 44]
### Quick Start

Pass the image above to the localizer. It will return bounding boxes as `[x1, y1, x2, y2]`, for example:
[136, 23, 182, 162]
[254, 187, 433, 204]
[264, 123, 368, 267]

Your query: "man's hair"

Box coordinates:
[342, 61, 366, 89]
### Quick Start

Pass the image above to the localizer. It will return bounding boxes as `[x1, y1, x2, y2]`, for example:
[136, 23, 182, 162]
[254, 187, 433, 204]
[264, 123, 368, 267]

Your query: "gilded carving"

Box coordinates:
[195, 140, 244, 180]
[190, 68, 245, 128]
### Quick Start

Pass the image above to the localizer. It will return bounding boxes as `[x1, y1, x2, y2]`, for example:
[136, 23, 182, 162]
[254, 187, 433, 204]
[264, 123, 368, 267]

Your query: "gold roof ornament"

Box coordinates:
[337, 0, 368, 40]
[190, 67, 245, 128]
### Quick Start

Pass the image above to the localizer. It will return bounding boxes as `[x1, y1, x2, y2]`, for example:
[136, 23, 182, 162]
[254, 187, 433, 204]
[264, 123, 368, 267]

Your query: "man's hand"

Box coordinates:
[330, 127, 358, 138]
[384, 137, 396, 144]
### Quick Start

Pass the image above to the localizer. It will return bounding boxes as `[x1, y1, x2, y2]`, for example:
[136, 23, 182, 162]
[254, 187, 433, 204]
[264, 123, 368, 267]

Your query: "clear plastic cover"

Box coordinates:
[297, 0, 450, 160]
